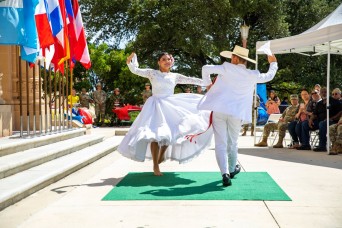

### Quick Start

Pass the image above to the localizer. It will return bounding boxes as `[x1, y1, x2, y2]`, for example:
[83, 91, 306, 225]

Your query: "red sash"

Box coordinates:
[185, 111, 213, 143]
[185, 76, 217, 143]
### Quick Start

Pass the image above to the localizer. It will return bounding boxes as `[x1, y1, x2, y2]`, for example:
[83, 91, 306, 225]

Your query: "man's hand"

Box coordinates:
[126, 52, 135, 64]
[308, 119, 314, 128]
[267, 55, 277, 63]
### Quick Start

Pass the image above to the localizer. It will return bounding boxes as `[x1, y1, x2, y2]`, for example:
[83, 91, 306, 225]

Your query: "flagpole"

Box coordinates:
[49, 65, 53, 133]
[61, 68, 65, 130]
[70, 68, 73, 128]
[18, 46, 23, 137]
[58, 70, 62, 132]
[66, 62, 69, 129]
[33, 63, 36, 137]
[54, 70, 57, 133]
[38, 61, 42, 135]
[63, 61, 67, 130]
[44, 61, 48, 134]
[26, 62, 30, 137]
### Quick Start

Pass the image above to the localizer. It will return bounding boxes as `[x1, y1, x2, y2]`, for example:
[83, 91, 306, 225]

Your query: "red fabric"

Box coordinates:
[65, 0, 77, 70]
[112, 105, 142, 121]
[51, 0, 69, 74]
[35, 1, 54, 49]
[72, 0, 91, 69]
[78, 108, 93, 124]
[185, 76, 217, 143]
[185, 111, 213, 143]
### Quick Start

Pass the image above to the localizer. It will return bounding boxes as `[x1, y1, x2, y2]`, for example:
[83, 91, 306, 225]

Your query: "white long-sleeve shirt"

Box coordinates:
[198, 62, 278, 123]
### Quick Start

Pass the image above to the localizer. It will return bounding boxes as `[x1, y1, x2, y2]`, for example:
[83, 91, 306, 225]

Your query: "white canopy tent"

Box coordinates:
[254, 3, 342, 153]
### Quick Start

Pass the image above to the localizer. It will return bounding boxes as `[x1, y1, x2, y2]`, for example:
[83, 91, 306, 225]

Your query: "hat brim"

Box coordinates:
[220, 51, 256, 64]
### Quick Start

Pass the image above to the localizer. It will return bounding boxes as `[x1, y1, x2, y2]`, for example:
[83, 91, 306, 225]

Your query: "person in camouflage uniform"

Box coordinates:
[329, 115, 342, 155]
[79, 88, 93, 109]
[111, 88, 125, 108]
[141, 83, 152, 103]
[255, 94, 299, 148]
[93, 83, 107, 125]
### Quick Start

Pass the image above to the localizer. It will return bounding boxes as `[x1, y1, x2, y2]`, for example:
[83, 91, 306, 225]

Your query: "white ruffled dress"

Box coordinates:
[117, 55, 213, 164]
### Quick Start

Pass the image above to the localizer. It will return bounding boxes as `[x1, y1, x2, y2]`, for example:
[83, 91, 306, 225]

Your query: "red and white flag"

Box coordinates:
[35, 0, 54, 49]
[72, 0, 91, 69]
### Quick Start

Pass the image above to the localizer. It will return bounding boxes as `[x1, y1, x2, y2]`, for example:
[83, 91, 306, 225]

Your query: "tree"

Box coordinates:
[80, 0, 341, 98]
[81, 0, 288, 72]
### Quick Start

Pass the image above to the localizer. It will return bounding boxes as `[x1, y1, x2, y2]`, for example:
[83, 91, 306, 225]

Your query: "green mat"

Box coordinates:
[102, 172, 291, 201]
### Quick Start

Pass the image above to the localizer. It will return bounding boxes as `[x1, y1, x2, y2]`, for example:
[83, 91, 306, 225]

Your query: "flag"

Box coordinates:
[35, 0, 54, 49]
[0, 0, 25, 45]
[65, 0, 77, 68]
[48, 0, 69, 73]
[21, 0, 40, 63]
[72, 0, 91, 69]
[0, 0, 39, 63]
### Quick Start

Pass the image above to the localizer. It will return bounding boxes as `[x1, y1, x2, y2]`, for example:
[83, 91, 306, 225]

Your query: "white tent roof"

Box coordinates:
[256, 3, 342, 56]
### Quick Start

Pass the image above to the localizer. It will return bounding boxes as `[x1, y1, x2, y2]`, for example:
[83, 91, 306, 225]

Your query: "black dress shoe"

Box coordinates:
[296, 145, 311, 150]
[313, 147, 327, 152]
[222, 173, 232, 187]
[230, 164, 241, 178]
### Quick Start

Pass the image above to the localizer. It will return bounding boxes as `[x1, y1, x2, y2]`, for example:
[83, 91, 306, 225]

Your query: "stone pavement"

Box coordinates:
[0, 127, 342, 228]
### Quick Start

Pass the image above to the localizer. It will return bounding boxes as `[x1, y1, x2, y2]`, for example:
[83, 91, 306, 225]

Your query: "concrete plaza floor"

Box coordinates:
[0, 127, 342, 228]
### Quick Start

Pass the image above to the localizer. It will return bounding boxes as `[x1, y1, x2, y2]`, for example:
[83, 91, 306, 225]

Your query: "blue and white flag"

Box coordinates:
[0, 0, 25, 45]
[0, 0, 39, 63]
[20, 0, 39, 63]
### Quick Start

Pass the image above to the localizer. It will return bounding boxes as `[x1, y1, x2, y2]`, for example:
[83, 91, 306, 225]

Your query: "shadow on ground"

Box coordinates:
[51, 177, 123, 194]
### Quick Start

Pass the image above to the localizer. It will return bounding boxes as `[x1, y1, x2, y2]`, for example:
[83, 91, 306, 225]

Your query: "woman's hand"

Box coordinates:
[126, 52, 135, 64]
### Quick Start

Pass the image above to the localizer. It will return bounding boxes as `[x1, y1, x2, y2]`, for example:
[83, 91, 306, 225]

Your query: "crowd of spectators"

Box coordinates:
[254, 85, 341, 155]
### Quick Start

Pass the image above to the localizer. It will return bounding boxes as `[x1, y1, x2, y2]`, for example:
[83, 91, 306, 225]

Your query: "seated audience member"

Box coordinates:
[196, 86, 205, 95]
[281, 97, 289, 106]
[297, 88, 327, 150]
[329, 116, 342, 155]
[279, 97, 289, 113]
[312, 88, 342, 152]
[68, 88, 80, 107]
[288, 89, 320, 149]
[255, 94, 299, 148]
[314, 84, 321, 94]
[185, 87, 192, 93]
[141, 83, 152, 103]
[266, 90, 280, 114]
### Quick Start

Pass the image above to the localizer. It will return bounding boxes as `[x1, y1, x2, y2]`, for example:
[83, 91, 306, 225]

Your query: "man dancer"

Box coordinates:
[198, 45, 278, 186]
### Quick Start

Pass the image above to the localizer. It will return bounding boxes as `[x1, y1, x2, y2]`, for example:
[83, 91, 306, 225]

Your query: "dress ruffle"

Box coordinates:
[117, 93, 213, 164]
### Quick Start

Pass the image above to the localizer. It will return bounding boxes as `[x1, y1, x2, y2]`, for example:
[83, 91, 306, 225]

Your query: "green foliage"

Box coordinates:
[80, 0, 342, 102]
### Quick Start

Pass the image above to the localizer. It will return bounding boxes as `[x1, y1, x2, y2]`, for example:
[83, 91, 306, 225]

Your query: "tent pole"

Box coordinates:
[326, 42, 331, 154]
[254, 54, 258, 144]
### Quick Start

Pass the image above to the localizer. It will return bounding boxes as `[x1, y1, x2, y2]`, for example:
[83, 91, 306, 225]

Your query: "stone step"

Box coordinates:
[0, 134, 104, 179]
[0, 128, 86, 157]
[0, 136, 121, 211]
[114, 128, 130, 136]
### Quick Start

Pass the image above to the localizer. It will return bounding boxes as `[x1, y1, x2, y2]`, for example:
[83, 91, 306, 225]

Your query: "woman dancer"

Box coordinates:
[118, 52, 212, 176]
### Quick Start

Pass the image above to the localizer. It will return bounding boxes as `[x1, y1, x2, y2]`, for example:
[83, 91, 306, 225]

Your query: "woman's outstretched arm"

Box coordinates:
[126, 52, 154, 80]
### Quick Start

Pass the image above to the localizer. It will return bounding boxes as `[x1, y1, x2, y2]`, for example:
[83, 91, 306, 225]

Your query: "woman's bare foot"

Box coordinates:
[153, 165, 163, 176]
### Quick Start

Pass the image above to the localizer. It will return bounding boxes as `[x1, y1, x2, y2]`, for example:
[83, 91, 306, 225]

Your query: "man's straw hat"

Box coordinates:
[220, 45, 256, 64]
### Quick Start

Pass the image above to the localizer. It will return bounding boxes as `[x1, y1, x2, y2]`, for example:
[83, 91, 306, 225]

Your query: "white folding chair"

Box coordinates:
[256, 113, 282, 144]
[310, 130, 319, 147]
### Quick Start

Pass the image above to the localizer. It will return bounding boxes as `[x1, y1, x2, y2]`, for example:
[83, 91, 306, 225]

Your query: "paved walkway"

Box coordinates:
[1, 127, 342, 228]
